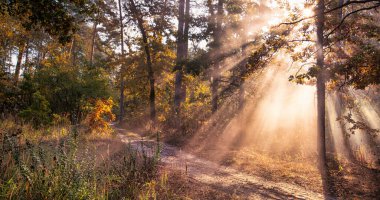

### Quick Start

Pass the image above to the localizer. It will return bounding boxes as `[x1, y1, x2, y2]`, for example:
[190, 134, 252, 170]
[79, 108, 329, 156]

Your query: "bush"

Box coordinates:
[19, 92, 51, 127]
[0, 120, 162, 199]
[83, 98, 116, 133]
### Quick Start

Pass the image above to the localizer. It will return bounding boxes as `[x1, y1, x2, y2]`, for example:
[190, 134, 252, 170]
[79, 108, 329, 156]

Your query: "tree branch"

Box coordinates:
[324, 4, 380, 38]
[279, 0, 380, 26]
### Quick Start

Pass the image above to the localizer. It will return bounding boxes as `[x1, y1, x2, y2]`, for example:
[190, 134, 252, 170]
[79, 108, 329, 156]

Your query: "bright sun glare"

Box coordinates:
[287, 0, 314, 17]
[262, 0, 314, 33]
[302, 8, 314, 17]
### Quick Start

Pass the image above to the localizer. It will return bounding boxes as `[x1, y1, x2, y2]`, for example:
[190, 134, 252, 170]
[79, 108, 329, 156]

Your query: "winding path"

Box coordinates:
[115, 127, 326, 200]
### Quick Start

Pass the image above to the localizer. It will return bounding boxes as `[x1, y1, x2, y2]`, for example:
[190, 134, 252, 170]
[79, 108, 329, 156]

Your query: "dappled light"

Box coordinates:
[1, 0, 379, 199]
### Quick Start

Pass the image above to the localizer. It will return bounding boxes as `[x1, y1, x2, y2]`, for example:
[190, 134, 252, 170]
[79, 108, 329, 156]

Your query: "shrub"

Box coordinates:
[19, 92, 51, 127]
[0, 121, 162, 199]
[83, 98, 116, 133]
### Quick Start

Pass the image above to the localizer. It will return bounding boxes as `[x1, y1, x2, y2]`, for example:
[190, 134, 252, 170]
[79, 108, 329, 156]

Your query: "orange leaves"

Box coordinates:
[84, 98, 116, 133]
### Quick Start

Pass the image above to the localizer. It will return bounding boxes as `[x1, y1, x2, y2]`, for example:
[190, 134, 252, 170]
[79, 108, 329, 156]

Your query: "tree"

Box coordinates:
[315, 0, 327, 191]
[13, 40, 26, 83]
[174, 0, 190, 115]
[1, 0, 95, 44]
[118, 0, 126, 123]
[211, 0, 224, 113]
[128, 0, 156, 121]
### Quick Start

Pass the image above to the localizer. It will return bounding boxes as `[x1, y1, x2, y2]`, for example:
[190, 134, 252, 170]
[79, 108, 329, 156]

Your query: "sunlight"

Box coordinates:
[287, 0, 306, 8]
[302, 8, 314, 17]
[287, 0, 314, 17]
[268, 17, 282, 26]
[2, 0, 380, 198]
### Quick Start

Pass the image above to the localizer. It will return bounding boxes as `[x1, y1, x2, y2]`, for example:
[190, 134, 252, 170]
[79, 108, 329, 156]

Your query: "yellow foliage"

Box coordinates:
[84, 98, 116, 133]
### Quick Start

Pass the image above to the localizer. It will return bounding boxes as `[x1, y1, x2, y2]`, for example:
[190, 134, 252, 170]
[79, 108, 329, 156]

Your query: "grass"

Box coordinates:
[0, 119, 170, 199]
[216, 147, 323, 193]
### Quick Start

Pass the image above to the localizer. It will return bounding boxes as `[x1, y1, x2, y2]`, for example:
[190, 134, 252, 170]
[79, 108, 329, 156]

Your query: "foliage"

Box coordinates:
[331, 45, 380, 89]
[1, 0, 96, 44]
[0, 120, 162, 199]
[83, 98, 116, 132]
[19, 92, 51, 127]
[28, 66, 112, 124]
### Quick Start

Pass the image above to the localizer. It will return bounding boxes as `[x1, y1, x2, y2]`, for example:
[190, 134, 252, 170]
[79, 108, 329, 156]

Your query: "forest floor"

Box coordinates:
[113, 127, 326, 199]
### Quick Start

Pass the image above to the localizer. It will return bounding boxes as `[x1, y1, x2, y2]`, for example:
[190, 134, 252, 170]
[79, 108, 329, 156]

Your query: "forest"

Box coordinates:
[0, 0, 379, 199]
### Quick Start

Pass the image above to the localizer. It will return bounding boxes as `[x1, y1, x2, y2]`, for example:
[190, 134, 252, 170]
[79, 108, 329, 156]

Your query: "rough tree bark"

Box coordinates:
[118, 0, 125, 124]
[174, 0, 190, 115]
[90, 17, 98, 66]
[24, 41, 30, 73]
[184, 0, 190, 57]
[316, 0, 327, 192]
[211, 0, 224, 113]
[14, 42, 26, 83]
[174, 0, 186, 114]
[129, 0, 156, 121]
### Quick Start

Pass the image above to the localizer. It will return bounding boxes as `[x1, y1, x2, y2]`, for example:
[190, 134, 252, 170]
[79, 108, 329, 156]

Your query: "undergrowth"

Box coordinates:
[0, 119, 171, 199]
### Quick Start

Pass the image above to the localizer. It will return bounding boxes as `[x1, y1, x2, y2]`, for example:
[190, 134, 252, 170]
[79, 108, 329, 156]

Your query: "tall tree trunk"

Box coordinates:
[70, 37, 76, 66]
[182, 0, 190, 101]
[316, 0, 328, 195]
[118, 0, 125, 124]
[184, 0, 190, 57]
[24, 41, 30, 73]
[174, 0, 186, 114]
[129, 0, 156, 121]
[211, 0, 224, 113]
[90, 20, 98, 66]
[174, 0, 190, 115]
[14, 43, 26, 83]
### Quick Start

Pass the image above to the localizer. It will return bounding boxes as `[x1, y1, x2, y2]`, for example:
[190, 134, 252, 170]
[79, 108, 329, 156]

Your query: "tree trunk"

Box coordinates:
[118, 0, 125, 124]
[184, 0, 190, 57]
[316, 0, 328, 195]
[70, 37, 76, 66]
[24, 41, 30, 73]
[174, 0, 190, 115]
[90, 19, 98, 66]
[14, 43, 26, 83]
[174, 0, 186, 114]
[182, 0, 190, 103]
[129, 0, 156, 121]
[211, 0, 224, 113]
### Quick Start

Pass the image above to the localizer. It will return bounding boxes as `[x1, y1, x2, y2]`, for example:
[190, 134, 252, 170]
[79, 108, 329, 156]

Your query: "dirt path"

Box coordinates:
[115, 128, 327, 199]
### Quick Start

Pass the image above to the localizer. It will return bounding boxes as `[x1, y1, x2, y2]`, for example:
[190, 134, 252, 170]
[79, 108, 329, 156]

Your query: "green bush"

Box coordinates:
[19, 92, 51, 127]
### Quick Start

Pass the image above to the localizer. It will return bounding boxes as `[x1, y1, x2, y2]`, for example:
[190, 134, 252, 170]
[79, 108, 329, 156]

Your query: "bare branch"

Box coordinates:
[324, 4, 380, 38]
[278, 0, 380, 26]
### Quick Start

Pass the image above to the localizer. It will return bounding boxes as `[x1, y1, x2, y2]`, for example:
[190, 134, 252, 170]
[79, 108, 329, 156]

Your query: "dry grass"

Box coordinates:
[194, 146, 323, 194]
[0, 119, 162, 199]
[327, 154, 380, 199]
[161, 170, 238, 200]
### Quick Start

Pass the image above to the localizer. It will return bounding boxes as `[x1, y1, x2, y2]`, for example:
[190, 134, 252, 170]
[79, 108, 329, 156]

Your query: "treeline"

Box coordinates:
[0, 0, 379, 136]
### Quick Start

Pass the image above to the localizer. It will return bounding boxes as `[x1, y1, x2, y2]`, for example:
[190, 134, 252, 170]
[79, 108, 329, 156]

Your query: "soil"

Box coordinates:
[115, 127, 327, 199]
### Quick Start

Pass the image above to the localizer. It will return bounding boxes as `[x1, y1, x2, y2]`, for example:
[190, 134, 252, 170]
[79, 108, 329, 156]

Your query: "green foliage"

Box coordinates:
[1, 0, 96, 44]
[0, 70, 20, 114]
[31, 66, 112, 123]
[19, 92, 51, 127]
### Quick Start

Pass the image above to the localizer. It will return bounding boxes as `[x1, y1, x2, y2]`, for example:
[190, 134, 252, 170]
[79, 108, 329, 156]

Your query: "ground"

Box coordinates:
[114, 127, 326, 199]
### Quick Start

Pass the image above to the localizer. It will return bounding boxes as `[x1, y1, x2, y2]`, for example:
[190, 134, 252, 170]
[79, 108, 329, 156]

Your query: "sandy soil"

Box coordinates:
[115, 127, 326, 200]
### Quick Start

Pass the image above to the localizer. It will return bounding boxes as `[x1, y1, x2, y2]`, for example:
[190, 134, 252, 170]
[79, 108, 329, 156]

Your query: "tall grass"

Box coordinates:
[0, 120, 167, 199]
